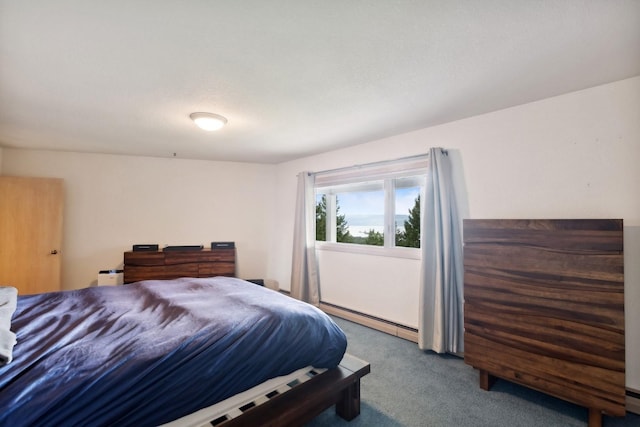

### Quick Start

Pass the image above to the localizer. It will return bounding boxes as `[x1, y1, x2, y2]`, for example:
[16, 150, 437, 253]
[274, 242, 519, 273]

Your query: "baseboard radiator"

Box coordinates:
[278, 290, 417, 342]
[627, 389, 640, 415]
[318, 301, 418, 344]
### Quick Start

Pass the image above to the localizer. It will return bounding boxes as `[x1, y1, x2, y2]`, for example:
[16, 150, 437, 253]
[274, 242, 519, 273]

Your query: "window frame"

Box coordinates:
[314, 157, 427, 259]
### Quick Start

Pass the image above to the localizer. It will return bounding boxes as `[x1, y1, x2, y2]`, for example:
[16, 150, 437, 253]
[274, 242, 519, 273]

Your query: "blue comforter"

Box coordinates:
[0, 277, 347, 426]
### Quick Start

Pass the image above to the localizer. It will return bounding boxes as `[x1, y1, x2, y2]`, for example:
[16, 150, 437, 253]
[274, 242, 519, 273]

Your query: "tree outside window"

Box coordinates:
[396, 195, 420, 248]
[315, 194, 352, 243]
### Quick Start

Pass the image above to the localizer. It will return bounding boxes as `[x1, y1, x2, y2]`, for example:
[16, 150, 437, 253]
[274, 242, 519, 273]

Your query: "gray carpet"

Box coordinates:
[306, 317, 640, 427]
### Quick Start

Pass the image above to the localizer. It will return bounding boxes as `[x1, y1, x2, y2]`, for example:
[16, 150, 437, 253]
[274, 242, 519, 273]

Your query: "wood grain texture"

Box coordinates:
[123, 249, 236, 283]
[463, 219, 625, 420]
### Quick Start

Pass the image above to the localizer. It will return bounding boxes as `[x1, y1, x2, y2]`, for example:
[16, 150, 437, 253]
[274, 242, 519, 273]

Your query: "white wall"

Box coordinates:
[1, 150, 276, 289]
[318, 250, 421, 327]
[269, 76, 640, 389]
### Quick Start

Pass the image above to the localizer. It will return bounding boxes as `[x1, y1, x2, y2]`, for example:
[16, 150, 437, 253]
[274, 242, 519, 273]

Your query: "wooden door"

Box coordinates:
[0, 176, 64, 295]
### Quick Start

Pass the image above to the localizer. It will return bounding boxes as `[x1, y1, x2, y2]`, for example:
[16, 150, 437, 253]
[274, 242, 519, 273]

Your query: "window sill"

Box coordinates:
[315, 241, 420, 260]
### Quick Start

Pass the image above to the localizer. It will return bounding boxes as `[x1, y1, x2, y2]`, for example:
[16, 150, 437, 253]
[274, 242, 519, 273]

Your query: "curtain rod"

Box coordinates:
[311, 151, 439, 177]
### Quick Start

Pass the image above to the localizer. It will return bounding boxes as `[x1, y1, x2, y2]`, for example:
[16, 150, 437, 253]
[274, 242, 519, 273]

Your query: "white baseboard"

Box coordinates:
[318, 302, 418, 343]
[627, 390, 640, 415]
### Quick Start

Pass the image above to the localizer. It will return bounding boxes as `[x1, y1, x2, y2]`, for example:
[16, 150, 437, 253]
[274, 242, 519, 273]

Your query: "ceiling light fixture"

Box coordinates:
[189, 112, 228, 131]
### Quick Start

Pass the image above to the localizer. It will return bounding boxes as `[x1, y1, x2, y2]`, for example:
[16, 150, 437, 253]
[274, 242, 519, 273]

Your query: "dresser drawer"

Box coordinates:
[124, 251, 165, 266]
[124, 264, 200, 283]
[164, 249, 235, 264]
[199, 262, 235, 277]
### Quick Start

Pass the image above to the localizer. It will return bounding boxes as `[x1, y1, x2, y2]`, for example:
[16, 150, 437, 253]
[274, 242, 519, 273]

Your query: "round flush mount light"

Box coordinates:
[189, 112, 228, 131]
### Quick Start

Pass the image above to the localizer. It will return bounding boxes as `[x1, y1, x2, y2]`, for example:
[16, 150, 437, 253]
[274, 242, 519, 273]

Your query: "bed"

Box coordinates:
[0, 277, 370, 426]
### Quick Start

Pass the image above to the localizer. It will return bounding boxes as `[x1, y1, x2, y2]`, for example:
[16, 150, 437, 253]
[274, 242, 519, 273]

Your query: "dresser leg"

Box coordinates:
[479, 369, 496, 391]
[588, 408, 602, 427]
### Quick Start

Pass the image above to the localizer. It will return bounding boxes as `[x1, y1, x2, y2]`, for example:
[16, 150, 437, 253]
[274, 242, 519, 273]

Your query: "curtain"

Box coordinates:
[418, 147, 464, 353]
[290, 172, 320, 305]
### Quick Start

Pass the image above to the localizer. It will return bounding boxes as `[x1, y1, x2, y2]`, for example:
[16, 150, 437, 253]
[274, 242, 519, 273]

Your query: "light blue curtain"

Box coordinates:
[290, 172, 320, 305]
[418, 147, 464, 353]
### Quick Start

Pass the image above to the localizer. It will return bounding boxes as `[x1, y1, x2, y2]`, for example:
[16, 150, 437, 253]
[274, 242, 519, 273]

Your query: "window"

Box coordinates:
[394, 177, 422, 248]
[314, 156, 427, 257]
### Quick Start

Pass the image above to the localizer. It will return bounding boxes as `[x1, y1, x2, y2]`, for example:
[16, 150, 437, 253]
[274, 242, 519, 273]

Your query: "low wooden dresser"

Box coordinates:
[123, 248, 235, 284]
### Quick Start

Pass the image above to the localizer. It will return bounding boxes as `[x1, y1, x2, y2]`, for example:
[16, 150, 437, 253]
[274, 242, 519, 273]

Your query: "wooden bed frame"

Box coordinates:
[124, 250, 371, 426]
[224, 354, 368, 426]
[236, 356, 369, 426]
[164, 353, 370, 426]
[463, 219, 625, 427]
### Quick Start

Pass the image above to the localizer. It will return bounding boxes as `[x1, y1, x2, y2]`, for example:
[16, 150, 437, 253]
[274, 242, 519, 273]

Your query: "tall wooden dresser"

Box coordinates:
[123, 248, 235, 284]
[463, 219, 625, 427]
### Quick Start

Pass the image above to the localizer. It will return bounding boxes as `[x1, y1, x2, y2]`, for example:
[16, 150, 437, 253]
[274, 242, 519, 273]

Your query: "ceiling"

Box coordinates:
[1, 1, 639, 164]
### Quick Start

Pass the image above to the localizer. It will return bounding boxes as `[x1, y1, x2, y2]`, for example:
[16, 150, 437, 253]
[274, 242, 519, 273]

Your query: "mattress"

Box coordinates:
[0, 277, 347, 426]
